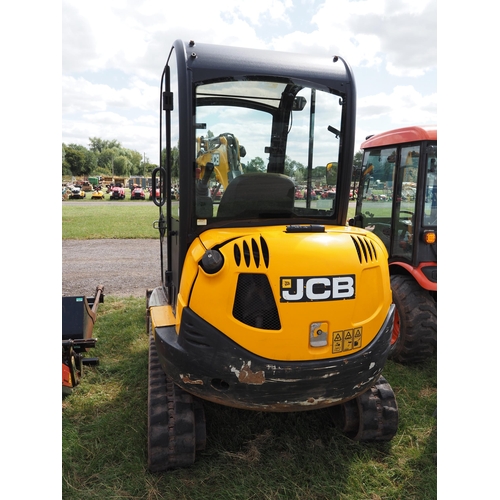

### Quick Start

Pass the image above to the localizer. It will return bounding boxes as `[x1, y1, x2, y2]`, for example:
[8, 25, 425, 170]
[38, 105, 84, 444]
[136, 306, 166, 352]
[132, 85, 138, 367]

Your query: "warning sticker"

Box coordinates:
[344, 330, 353, 350]
[332, 328, 362, 353]
[333, 331, 343, 353]
[353, 328, 362, 349]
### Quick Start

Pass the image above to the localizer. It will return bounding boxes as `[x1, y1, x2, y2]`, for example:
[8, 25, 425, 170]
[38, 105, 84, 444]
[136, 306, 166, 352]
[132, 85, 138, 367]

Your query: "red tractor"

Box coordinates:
[148, 187, 160, 200]
[350, 125, 437, 363]
[110, 185, 126, 199]
[131, 186, 146, 200]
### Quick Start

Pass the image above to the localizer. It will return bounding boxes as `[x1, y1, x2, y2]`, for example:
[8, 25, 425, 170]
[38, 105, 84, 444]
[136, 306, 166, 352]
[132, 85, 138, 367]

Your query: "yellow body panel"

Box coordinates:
[177, 224, 392, 362]
[150, 303, 176, 328]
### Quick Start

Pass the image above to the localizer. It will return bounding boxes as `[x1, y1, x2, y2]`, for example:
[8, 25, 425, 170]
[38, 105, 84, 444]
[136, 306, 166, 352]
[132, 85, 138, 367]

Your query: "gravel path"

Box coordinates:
[62, 239, 162, 297]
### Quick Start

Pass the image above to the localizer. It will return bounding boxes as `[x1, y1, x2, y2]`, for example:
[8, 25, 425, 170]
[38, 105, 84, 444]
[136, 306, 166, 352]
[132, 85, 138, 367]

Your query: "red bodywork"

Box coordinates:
[131, 187, 146, 199]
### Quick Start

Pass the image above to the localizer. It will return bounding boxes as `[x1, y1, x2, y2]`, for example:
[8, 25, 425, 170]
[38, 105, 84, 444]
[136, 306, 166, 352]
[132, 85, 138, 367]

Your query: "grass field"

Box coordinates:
[62, 202, 437, 499]
[63, 296, 437, 500]
[62, 201, 357, 239]
[62, 203, 160, 239]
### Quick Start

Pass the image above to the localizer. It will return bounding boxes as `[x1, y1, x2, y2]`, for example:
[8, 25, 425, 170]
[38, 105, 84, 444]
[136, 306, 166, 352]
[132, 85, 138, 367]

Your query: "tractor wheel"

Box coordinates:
[390, 275, 437, 364]
[331, 375, 398, 442]
[147, 335, 201, 472]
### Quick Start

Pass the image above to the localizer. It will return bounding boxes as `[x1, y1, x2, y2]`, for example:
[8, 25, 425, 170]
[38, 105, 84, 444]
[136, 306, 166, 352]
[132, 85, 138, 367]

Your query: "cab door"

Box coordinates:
[153, 46, 180, 307]
[390, 144, 421, 262]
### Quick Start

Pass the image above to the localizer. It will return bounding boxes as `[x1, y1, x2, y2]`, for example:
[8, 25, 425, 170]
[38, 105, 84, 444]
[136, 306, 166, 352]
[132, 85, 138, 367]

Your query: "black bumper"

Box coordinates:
[154, 305, 395, 411]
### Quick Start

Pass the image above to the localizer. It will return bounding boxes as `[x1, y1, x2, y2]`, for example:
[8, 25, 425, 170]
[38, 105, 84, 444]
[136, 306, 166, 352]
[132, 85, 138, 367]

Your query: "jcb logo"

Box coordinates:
[280, 275, 355, 302]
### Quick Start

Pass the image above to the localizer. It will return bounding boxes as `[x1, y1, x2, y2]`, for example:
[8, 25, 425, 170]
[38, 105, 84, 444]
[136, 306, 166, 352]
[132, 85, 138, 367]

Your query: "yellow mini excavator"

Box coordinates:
[146, 40, 398, 471]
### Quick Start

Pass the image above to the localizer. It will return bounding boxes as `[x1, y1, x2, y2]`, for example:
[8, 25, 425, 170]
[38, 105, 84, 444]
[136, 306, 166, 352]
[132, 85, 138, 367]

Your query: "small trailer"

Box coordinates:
[62, 285, 104, 397]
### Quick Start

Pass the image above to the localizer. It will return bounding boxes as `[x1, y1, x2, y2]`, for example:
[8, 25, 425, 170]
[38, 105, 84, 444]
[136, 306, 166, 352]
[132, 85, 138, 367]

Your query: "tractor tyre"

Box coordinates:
[147, 335, 201, 472]
[332, 376, 398, 442]
[390, 275, 437, 364]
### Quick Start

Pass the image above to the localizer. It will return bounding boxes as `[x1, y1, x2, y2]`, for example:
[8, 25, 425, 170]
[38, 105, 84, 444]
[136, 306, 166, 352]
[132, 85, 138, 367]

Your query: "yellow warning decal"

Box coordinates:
[353, 328, 362, 349]
[333, 332, 343, 353]
[332, 328, 363, 353]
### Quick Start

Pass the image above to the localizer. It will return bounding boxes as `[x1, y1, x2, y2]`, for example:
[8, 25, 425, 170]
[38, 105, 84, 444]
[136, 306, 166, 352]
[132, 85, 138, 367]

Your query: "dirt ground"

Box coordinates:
[62, 239, 162, 298]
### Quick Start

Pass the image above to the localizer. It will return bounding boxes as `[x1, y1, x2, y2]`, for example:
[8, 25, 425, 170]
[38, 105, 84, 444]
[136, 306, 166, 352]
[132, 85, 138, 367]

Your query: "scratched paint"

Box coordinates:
[180, 374, 204, 385]
[230, 361, 265, 385]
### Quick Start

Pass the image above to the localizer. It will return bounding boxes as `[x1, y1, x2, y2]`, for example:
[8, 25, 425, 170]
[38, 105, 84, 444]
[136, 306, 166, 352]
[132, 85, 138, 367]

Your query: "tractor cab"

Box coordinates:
[351, 126, 437, 283]
[350, 125, 437, 363]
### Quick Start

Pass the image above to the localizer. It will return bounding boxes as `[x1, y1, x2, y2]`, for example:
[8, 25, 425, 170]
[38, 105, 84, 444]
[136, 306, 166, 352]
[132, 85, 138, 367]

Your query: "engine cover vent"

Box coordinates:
[233, 236, 270, 269]
[233, 274, 281, 330]
[350, 235, 378, 264]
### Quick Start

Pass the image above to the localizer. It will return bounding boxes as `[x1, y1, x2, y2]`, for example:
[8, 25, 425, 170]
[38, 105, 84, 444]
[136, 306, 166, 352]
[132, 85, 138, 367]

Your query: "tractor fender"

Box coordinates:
[390, 261, 436, 292]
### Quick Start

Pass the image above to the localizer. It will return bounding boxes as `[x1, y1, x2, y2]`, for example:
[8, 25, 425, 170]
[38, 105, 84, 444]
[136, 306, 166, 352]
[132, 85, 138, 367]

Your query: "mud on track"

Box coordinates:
[62, 239, 162, 298]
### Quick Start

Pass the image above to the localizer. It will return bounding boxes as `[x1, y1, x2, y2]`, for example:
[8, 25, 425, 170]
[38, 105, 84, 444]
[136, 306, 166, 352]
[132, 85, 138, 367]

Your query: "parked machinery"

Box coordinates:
[146, 40, 399, 471]
[350, 125, 437, 363]
[62, 286, 104, 396]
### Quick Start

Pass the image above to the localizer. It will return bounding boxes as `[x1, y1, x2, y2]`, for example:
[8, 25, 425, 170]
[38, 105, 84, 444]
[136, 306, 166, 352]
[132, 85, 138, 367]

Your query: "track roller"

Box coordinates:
[331, 375, 398, 442]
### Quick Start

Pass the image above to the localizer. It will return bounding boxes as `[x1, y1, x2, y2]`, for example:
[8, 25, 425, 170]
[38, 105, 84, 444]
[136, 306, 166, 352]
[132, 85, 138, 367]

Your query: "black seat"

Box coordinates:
[217, 173, 295, 218]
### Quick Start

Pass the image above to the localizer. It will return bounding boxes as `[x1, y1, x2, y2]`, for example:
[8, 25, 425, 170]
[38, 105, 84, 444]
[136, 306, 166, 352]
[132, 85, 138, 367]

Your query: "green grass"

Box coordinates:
[62, 204, 161, 239]
[62, 202, 356, 240]
[62, 298, 437, 500]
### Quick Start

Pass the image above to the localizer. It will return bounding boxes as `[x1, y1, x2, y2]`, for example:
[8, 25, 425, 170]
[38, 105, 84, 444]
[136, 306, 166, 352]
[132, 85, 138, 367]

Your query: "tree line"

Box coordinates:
[63, 137, 363, 184]
[62, 138, 157, 178]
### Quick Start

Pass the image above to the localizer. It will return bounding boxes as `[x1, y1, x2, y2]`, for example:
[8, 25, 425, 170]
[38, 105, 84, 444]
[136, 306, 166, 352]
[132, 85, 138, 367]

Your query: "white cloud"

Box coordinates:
[81, 111, 132, 125]
[61, 0, 437, 163]
[62, 76, 157, 114]
[63, 114, 157, 159]
[270, 0, 436, 75]
[224, 0, 294, 25]
[358, 85, 437, 125]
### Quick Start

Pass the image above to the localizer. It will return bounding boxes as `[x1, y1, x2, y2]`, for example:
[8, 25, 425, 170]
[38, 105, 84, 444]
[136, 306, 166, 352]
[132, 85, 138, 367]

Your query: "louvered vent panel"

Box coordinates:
[350, 235, 378, 264]
[232, 236, 270, 269]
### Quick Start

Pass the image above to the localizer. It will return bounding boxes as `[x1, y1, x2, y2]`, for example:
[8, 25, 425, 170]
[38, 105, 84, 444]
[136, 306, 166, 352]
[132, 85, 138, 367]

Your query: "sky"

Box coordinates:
[61, 0, 437, 165]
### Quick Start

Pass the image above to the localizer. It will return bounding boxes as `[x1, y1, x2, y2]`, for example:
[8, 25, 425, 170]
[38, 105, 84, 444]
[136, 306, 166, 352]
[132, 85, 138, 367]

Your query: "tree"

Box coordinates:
[353, 150, 363, 169]
[285, 157, 305, 180]
[161, 145, 179, 179]
[88, 138, 121, 154]
[128, 150, 144, 176]
[62, 137, 157, 178]
[63, 147, 86, 176]
[62, 144, 97, 177]
[244, 157, 266, 173]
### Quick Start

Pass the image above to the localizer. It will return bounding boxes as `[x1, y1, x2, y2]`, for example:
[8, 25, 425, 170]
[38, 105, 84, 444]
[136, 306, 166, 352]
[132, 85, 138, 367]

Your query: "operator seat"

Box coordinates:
[217, 173, 295, 218]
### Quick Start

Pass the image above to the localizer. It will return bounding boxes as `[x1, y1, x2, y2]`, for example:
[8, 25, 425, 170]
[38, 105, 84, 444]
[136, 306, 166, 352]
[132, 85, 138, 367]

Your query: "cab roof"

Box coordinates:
[178, 40, 354, 95]
[361, 125, 437, 149]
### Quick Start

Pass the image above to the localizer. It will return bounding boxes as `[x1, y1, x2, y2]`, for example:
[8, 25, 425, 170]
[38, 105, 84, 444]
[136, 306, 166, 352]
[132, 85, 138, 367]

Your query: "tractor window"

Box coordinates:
[357, 147, 397, 249]
[391, 145, 420, 260]
[423, 147, 437, 226]
[193, 79, 344, 222]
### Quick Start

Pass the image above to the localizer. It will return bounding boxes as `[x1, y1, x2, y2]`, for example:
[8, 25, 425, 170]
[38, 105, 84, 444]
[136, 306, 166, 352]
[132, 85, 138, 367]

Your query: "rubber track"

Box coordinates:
[353, 375, 399, 441]
[147, 335, 197, 472]
[390, 274, 437, 364]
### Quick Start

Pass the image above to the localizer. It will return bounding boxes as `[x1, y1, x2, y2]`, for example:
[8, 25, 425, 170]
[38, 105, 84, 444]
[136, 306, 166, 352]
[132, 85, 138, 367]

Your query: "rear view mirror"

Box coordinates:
[293, 96, 307, 111]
